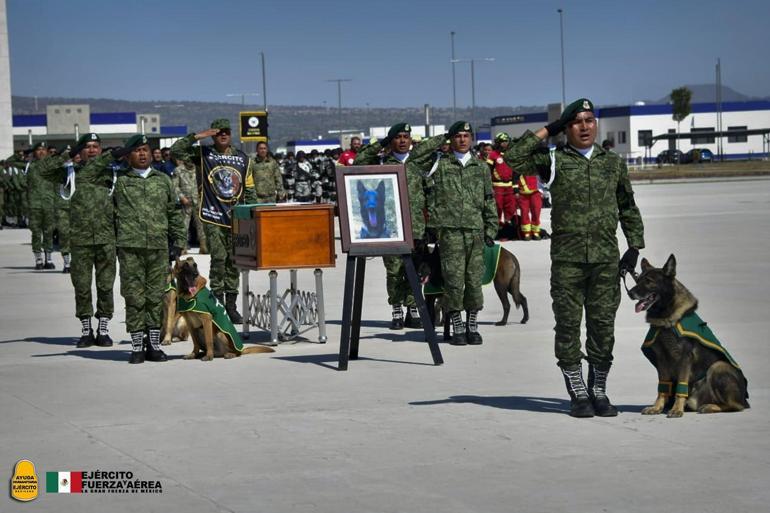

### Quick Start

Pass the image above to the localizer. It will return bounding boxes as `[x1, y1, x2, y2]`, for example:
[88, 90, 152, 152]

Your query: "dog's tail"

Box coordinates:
[240, 345, 276, 355]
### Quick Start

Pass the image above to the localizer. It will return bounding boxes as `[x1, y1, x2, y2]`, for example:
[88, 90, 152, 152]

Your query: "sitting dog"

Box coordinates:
[628, 254, 749, 417]
[161, 273, 189, 345]
[418, 242, 529, 340]
[357, 180, 389, 238]
[173, 257, 275, 361]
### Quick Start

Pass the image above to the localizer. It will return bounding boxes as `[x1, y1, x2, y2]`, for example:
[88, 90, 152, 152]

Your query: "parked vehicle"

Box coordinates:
[656, 149, 683, 164]
[681, 148, 714, 164]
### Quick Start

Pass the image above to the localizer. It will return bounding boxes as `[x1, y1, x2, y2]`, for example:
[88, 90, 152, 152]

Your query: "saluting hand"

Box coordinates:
[195, 128, 221, 140]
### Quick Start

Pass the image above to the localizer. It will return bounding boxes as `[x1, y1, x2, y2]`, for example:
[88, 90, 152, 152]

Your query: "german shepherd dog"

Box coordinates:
[627, 254, 749, 417]
[417, 243, 529, 340]
[173, 257, 275, 361]
[357, 180, 389, 238]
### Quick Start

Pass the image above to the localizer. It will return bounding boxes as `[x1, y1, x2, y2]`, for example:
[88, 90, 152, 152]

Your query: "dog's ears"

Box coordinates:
[640, 257, 652, 272]
[357, 181, 366, 194]
[376, 180, 386, 194]
[663, 254, 677, 277]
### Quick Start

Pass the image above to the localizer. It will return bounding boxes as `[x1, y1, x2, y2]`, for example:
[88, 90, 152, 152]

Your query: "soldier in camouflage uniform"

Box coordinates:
[171, 119, 257, 323]
[172, 158, 208, 254]
[421, 122, 498, 345]
[245, 141, 285, 203]
[54, 157, 72, 272]
[354, 123, 445, 329]
[38, 133, 119, 348]
[503, 98, 645, 418]
[0, 160, 6, 228]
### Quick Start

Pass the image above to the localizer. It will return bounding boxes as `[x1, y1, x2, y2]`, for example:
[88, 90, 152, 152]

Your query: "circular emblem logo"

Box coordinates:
[208, 165, 243, 202]
[496, 157, 504, 164]
[248, 116, 259, 128]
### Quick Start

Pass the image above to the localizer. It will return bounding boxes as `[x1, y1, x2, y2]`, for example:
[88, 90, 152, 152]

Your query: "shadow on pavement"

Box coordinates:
[410, 395, 646, 414]
[274, 353, 435, 370]
[0, 336, 77, 346]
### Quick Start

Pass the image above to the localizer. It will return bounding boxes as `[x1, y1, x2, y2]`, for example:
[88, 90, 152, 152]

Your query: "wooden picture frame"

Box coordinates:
[335, 165, 414, 256]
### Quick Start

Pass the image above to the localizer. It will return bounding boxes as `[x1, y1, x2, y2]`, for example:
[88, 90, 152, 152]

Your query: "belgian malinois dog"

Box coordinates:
[173, 257, 275, 361]
[161, 272, 189, 345]
[627, 254, 749, 417]
[417, 243, 529, 340]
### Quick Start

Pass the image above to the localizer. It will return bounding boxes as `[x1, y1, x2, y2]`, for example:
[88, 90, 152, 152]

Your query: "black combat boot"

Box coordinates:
[77, 317, 95, 348]
[144, 328, 168, 362]
[588, 364, 618, 417]
[449, 311, 467, 345]
[128, 331, 145, 364]
[43, 252, 55, 270]
[390, 304, 404, 330]
[465, 309, 482, 345]
[561, 366, 595, 418]
[404, 305, 422, 329]
[225, 293, 243, 324]
[34, 252, 44, 270]
[94, 317, 113, 347]
[62, 253, 71, 274]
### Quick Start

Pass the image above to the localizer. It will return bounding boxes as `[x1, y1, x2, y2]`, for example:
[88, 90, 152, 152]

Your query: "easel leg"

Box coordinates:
[349, 256, 366, 360]
[314, 269, 327, 343]
[241, 269, 250, 339]
[269, 270, 279, 345]
[338, 255, 357, 371]
[403, 254, 444, 365]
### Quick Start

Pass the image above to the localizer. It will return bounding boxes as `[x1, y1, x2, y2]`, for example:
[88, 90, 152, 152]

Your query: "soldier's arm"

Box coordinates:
[352, 141, 382, 165]
[243, 159, 257, 203]
[616, 160, 645, 250]
[36, 155, 68, 182]
[272, 161, 286, 200]
[408, 134, 446, 167]
[502, 129, 552, 179]
[5, 154, 26, 168]
[74, 151, 120, 186]
[406, 168, 426, 239]
[170, 131, 210, 163]
[166, 177, 187, 249]
[481, 168, 499, 239]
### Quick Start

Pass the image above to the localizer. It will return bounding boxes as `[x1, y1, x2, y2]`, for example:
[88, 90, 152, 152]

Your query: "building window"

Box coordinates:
[605, 131, 614, 144]
[727, 126, 747, 143]
[617, 131, 627, 144]
[76, 108, 82, 113]
[65, 108, 71, 114]
[691, 127, 715, 144]
[638, 130, 653, 146]
[54, 109, 60, 114]
[151, 117, 158, 123]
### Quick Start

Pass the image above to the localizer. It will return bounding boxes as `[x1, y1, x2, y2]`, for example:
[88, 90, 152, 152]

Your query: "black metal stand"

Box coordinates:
[338, 254, 443, 371]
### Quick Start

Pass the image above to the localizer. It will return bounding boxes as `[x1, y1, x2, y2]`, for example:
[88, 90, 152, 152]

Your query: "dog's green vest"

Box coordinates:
[177, 287, 244, 352]
[642, 311, 740, 369]
[424, 243, 501, 296]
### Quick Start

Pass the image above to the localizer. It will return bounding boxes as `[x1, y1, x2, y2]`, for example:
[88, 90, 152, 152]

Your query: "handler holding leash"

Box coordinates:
[504, 99, 644, 417]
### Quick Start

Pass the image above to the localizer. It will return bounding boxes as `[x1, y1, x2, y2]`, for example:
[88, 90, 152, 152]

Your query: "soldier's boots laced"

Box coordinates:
[449, 311, 467, 346]
[466, 310, 482, 345]
[77, 317, 95, 348]
[390, 304, 404, 330]
[129, 331, 145, 364]
[95, 317, 113, 347]
[561, 366, 595, 418]
[43, 252, 55, 270]
[404, 305, 422, 329]
[225, 293, 243, 324]
[62, 253, 71, 273]
[34, 252, 43, 270]
[588, 365, 618, 417]
[145, 328, 167, 362]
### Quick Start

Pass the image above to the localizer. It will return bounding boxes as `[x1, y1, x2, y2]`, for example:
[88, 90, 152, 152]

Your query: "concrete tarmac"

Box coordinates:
[1, 179, 769, 513]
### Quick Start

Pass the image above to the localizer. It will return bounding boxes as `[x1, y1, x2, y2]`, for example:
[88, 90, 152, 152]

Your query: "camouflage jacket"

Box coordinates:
[38, 152, 117, 246]
[246, 156, 285, 203]
[413, 142, 498, 238]
[7, 154, 57, 210]
[504, 130, 645, 263]
[172, 163, 199, 204]
[354, 134, 445, 238]
[170, 134, 259, 204]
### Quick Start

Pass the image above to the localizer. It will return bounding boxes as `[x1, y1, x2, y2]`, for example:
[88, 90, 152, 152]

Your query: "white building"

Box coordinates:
[491, 101, 770, 162]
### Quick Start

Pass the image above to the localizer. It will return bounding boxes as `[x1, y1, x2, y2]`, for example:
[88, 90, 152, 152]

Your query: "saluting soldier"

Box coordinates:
[421, 122, 499, 345]
[53, 146, 72, 273]
[354, 123, 444, 329]
[245, 141, 285, 204]
[172, 158, 208, 254]
[503, 98, 644, 418]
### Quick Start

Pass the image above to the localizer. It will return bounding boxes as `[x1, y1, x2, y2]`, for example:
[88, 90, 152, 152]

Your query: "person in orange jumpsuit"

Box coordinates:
[487, 133, 517, 231]
[518, 172, 542, 240]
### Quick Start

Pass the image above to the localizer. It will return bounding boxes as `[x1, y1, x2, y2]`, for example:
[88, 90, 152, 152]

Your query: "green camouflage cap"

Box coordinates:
[210, 118, 231, 130]
[77, 133, 101, 146]
[560, 98, 594, 123]
[494, 132, 511, 142]
[124, 134, 150, 149]
[448, 121, 473, 137]
[32, 141, 48, 150]
[387, 122, 411, 139]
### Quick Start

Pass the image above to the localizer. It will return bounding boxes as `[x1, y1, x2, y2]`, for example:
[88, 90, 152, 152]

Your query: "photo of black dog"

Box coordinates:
[357, 180, 389, 238]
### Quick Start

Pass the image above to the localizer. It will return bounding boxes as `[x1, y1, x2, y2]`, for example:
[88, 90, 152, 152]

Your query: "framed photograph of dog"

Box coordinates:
[335, 165, 414, 256]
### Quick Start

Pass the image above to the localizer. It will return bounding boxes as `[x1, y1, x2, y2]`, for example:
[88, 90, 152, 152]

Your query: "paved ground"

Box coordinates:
[2, 178, 769, 513]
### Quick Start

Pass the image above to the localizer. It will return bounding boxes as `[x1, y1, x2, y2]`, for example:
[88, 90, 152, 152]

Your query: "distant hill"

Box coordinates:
[655, 83, 768, 104]
[11, 96, 543, 146]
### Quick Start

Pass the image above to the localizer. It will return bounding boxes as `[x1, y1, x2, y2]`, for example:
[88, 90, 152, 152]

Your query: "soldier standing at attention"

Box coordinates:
[245, 141, 285, 204]
[354, 123, 445, 329]
[171, 119, 256, 323]
[423, 122, 498, 345]
[39, 133, 120, 348]
[172, 158, 208, 254]
[504, 99, 644, 418]
[53, 147, 72, 273]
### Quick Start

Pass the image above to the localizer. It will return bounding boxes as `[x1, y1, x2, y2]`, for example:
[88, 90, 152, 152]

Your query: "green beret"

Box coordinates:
[494, 132, 511, 142]
[387, 122, 411, 139]
[210, 118, 231, 130]
[32, 141, 48, 150]
[77, 133, 101, 146]
[448, 121, 473, 137]
[560, 98, 594, 123]
[124, 134, 149, 150]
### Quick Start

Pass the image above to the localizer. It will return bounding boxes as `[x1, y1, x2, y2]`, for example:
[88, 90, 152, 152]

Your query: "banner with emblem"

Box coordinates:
[199, 146, 247, 227]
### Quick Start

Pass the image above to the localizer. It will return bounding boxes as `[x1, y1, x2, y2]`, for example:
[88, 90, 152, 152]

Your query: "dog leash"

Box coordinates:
[621, 269, 639, 294]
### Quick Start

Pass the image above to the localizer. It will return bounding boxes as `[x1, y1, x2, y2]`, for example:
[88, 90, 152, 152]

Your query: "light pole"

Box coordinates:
[451, 57, 494, 128]
[326, 79, 352, 146]
[260, 52, 268, 111]
[558, 8, 566, 107]
[450, 31, 457, 119]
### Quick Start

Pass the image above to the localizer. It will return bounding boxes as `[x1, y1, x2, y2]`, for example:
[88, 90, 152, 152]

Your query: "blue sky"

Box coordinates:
[8, 0, 770, 108]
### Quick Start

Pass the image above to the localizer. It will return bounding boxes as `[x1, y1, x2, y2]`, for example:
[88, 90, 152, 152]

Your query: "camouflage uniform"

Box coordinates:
[0, 164, 7, 226]
[504, 130, 644, 371]
[245, 155, 285, 204]
[9, 154, 58, 260]
[172, 161, 207, 251]
[54, 188, 71, 257]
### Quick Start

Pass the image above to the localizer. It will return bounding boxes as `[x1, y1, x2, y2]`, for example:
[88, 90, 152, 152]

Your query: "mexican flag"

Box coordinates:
[46, 471, 83, 493]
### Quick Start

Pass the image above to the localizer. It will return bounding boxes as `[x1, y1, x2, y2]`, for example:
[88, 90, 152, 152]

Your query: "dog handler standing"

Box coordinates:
[504, 99, 644, 417]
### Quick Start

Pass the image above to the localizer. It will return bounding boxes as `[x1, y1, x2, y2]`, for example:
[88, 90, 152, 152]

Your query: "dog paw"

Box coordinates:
[201, 355, 213, 362]
[161, 339, 171, 346]
[641, 406, 663, 415]
[494, 321, 506, 326]
[183, 353, 197, 360]
[666, 409, 684, 418]
[223, 353, 236, 359]
[697, 404, 721, 414]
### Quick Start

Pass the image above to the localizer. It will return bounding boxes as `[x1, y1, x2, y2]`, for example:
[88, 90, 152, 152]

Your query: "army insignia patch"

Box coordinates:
[90, 134, 98, 140]
[464, 123, 470, 130]
[582, 100, 590, 110]
[405, 124, 410, 131]
[141, 136, 147, 144]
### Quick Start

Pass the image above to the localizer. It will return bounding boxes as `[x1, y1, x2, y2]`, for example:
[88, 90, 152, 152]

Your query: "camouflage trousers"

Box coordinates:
[29, 207, 55, 253]
[71, 243, 116, 319]
[203, 223, 239, 295]
[118, 247, 167, 332]
[56, 207, 71, 254]
[181, 204, 207, 250]
[438, 228, 484, 312]
[383, 255, 415, 306]
[550, 260, 620, 370]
